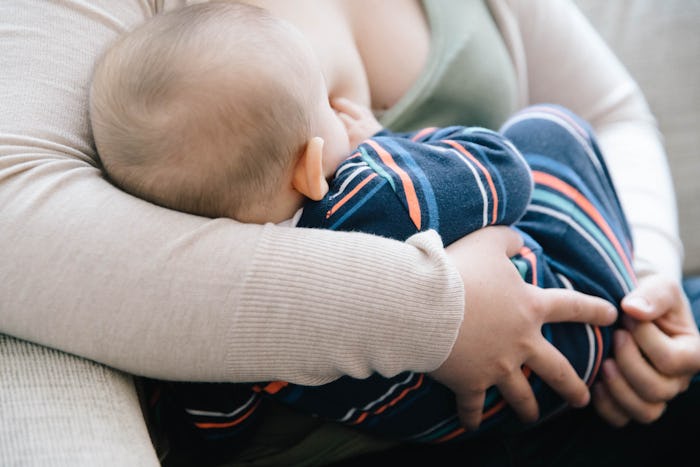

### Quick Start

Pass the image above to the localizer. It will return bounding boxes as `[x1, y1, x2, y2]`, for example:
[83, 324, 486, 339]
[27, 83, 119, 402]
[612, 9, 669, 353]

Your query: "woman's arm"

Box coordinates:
[492, 0, 683, 281]
[0, 0, 465, 384]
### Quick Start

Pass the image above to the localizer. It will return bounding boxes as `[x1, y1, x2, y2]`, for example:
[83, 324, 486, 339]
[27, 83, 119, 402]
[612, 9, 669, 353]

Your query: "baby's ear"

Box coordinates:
[292, 137, 329, 201]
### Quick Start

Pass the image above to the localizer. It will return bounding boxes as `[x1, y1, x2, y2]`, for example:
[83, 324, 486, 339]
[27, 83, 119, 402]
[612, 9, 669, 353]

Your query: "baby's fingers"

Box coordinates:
[331, 96, 366, 118]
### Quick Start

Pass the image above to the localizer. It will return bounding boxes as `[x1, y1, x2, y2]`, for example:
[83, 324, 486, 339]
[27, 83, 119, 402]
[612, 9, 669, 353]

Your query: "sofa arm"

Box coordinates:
[0, 334, 159, 466]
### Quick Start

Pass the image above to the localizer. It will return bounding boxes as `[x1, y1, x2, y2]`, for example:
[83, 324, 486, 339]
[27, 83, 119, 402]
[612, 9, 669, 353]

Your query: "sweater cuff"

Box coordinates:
[228, 227, 464, 385]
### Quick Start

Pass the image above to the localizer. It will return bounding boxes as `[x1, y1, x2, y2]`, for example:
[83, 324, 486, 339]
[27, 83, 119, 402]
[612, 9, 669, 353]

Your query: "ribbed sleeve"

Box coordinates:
[0, 0, 464, 383]
[230, 227, 464, 385]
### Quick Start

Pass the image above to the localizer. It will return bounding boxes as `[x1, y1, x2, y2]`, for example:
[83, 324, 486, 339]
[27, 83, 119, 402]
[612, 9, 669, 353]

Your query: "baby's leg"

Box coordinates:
[499, 103, 636, 421]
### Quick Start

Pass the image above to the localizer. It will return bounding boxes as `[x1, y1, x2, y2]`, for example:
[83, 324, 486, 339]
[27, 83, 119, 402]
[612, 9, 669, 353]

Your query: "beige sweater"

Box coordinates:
[0, 0, 681, 386]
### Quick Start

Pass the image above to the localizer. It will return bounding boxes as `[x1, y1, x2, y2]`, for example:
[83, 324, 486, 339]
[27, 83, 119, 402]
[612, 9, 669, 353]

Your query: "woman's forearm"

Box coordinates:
[495, 0, 684, 280]
[0, 0, 464, 383]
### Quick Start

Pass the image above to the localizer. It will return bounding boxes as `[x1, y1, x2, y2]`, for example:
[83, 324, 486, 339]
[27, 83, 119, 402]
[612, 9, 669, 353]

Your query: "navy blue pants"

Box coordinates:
[154, 105, 646, 447]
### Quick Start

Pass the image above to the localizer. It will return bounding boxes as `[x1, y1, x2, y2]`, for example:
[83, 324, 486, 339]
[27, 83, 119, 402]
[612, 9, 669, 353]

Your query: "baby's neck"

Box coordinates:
[235, 191, 305, 225]
[275, 208, 304, 227]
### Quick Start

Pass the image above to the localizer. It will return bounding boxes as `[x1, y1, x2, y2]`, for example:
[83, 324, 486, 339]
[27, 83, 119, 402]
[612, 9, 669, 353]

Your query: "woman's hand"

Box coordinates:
[430, 226, 618, 430]
[592, 274, 700, 426]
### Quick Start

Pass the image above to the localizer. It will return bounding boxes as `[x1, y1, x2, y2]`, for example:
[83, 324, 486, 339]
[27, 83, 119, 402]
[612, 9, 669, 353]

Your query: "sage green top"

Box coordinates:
[380, 0, 517, 132]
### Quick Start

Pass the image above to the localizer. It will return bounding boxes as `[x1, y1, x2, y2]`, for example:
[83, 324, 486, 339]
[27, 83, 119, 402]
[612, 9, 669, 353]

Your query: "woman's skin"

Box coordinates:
[242, 0, 700, 430]
[595, 274, 700, 426]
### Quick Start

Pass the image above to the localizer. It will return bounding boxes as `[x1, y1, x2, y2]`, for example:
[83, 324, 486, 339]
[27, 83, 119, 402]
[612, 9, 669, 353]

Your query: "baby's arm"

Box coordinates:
[329, 96, 533, 240]
[401, 125, 534, 242]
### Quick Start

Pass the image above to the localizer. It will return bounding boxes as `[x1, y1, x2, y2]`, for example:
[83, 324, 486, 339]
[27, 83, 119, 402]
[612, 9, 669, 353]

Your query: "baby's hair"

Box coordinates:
[90, 2, 312, 219]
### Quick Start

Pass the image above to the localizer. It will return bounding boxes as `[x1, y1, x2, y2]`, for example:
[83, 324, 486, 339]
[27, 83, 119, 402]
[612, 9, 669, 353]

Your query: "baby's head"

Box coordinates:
[90, 2, 350, 223]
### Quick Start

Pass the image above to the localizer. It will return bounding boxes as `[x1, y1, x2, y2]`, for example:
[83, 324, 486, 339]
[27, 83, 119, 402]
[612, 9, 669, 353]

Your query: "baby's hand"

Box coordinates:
[331, 97, 382, 148]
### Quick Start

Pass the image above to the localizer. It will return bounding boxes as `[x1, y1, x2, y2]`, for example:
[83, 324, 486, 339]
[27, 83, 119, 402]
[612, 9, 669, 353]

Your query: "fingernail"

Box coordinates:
[623, 295, 652, 313]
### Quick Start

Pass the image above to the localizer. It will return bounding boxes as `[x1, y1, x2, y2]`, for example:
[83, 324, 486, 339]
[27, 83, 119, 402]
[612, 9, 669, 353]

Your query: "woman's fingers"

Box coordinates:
[453, 388, 487, 431]
[598, 358, 667, 424]
[592, 273, 699, 427]
[534, 286, 618, 326]
[611, 329, 680, 402]
[621, 274, 681, 321]
[496, 368, 540, 423]
[527, 337, 590, 409]
[592, 381, 629, 427]
[624, 311, 700, 378]
[438, 227, 622, 429]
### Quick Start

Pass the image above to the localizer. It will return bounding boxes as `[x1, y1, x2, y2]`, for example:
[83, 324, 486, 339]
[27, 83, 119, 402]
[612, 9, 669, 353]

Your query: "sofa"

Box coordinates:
[1, 1, 698, 465]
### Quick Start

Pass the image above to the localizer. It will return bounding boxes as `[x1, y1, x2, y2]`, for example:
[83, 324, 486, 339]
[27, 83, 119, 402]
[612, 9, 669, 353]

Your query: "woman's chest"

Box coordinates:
[242, 0, 429, 110]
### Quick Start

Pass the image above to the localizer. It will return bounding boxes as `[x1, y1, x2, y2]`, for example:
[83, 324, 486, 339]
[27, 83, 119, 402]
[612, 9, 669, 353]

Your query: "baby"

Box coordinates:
[90, 1, 355, 225]
[90, 2, 634, 444]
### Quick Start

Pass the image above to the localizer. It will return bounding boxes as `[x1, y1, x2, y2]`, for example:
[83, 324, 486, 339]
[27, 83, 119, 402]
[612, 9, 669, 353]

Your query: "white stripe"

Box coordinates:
[337, 372, 416, 423]
[185, 392, 258, 418]
[441, 145, 489, 227]
[500, 110, 603, 173]
[335, 160, 366, 177]
[329, 165, 372, 200]
[557, 273, 597, 383]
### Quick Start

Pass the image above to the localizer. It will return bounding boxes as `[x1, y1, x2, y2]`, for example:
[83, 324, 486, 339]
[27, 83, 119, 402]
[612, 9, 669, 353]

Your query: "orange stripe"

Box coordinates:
[433, 397, 507, 443]
[365, 139, 421, 229]
[411, 127, 437, 141]
[434, 426, 466, 443]
[352, 411, 369, 425]
[519, 246, 538, 286]
[351, 374, 425, 425]
[194, 398, 262, 429]
[326, 173, 378, 219]
[533, 171, 636, 281]
[589, 325, 604, 385]
[261, 380, 288, 395]
[444, 140, 499, 224]
[373, 373, 425, 415]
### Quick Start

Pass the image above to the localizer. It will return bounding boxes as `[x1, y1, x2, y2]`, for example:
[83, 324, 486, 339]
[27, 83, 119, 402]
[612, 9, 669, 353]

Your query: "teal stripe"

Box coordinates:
[410, 419, 462, 443]
[511, 257, 529, 281]
[532, 189, 634, 290]
[359, 146, 395, 191]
